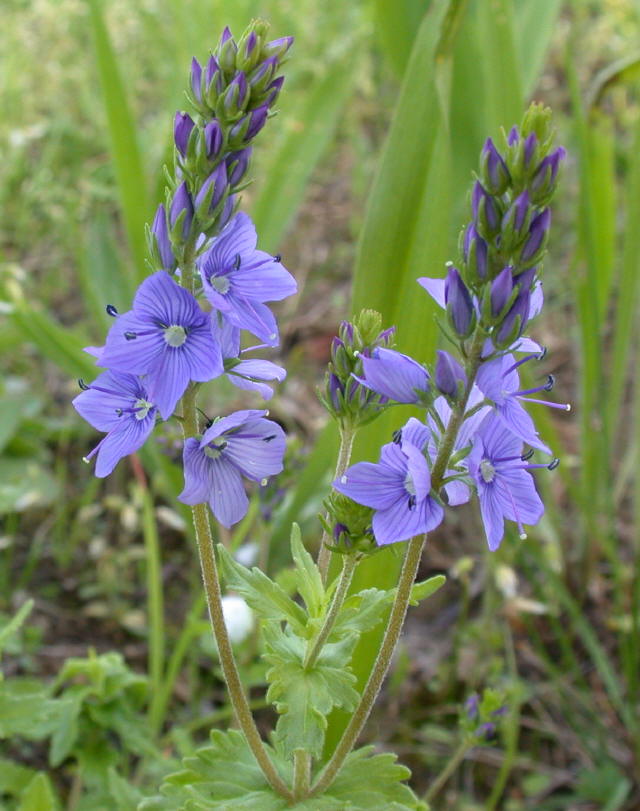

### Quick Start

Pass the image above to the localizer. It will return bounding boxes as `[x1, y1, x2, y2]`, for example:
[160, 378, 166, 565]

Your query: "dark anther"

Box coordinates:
[392, 429, 402, 445]
[521, 449, 534, 461]
[106, 304, 118, 317]
[548, 457, 560, 471]
[263, 434, 277, 443]
[273, 253, 282, 263]
[115, 408, 123, 417]
[544, 374, 555, 391]
[78, 378, 90, 390]
[233, 253, 241, 270]
[407, 495, 417, 511]
[124, 331, 137, 341]
[537, 346, 548, 361]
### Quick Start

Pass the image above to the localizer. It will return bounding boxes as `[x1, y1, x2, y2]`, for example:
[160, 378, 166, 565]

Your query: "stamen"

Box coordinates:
[407, 495, 417, 510]
[234, 253, 241, 270]
[106, 304, 119, 317]
[506, 352, 543, 375]
[273, 254, 282, 263]
[493, 454, 525, 464]
[78, 378, 90, 390]
[520, 396, 571, 411]
[537, 346, 547, 360]
[521, 449, 534, 461]
[392, 429, 402, 445]
[548, 457, 560, 470]
[263, 434, 277, 443]
[515, 381, 554, 397]
[124, 331, 137, 341]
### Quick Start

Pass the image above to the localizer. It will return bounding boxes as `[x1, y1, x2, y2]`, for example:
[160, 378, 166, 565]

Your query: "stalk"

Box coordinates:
[310, 326, 487, 797]
[317, 425, 356, 581]
[179, 244, 294, 802]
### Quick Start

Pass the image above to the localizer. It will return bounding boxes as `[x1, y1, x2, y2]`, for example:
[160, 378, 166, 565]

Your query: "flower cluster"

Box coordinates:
[331, 104, 569, 551]
[74, 23, 296, 527]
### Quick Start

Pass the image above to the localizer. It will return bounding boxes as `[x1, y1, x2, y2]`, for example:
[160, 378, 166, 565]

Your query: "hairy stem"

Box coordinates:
[311, 326, 488, 796]
[178, 244, 293, 802]
[292, 750, 312, 800]
[317, 424, 356, 581]
[310, 534, 426, 797]
[304, 553, 358, 670]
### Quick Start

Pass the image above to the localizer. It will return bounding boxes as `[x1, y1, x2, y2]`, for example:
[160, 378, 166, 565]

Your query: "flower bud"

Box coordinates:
[462, 223, 488, 282]
[219, 71, 249, 119]
[507, 126, 519, 147]
[472, 181, 501, 239]
[247, 57, 278, 95]
[203, 120, 224, 161]
[500, 190, 531, 252]
[150, 204, 176, 271]
[489, 267, 513, 318]
[495, 287, 530, 347]
[519, 208, 550, 267]
[174, 112, 195, 158]
[169, 181, 194, 241]
[445, 267, 475, 338]
[236, 30, 261, 72]
[523, 132, 538, 170]
[480, 138, 510, 195]
[263, 76, 285, 107]
[328, 373, 344, 411]
[204, 56, 225, 108]
[216, 27, 238, 74]
[262, 36, 294, 62]
[195, 164, 228, 218]
[530, 146, 566, 203]
[190, 58, 203, 103]
[226, 147, 252, 186]
[435, 350, 467, 399]
[229, 104, 269, 146]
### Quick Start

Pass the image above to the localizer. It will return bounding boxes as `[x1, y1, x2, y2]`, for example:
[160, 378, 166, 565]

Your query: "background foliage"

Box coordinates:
[1, 0, 639, 808]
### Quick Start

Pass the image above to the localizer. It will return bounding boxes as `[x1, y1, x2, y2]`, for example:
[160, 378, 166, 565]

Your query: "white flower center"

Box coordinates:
[480, 459, 495, 483]
[404, 472, 416, 496]
[204, 440, 227, 459]
[211, 275, 231, 295]
[164, 325, 187, 347]
[133, 398, 153, 420]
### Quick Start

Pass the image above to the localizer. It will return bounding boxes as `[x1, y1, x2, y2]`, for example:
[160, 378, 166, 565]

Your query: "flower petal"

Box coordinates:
[94, 416, 155, 478]
[417, 277, 446, 309]
[334, 460, 403, 510]
[223, 418, 286, 481]
[478, 485, 505, 551]
[208, 457, 249, 528]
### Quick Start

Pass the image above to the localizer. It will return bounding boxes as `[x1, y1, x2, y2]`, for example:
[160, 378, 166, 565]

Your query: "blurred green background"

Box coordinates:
[1, 0, 640, 808]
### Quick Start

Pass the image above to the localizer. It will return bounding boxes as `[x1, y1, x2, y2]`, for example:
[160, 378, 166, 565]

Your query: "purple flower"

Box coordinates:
[462, 223, 488, 281]
[481, 137, 510, 195]
[467, 415, 545, 550]
[531, 147, 566, 198]
[230, 105, 269, 145]
[72, 371, 157, 477]
[98, 272, 223, 419]
[212, 315, 286, 400]
[194, 163, 228, 218]
[476, 353, 570, 453]
[445, 267, 475, 337]
[190, 58, 203, 102]
[203, 120, 223, 161]
[354, 347, 430, 404]
[169, 181, 194, 241]
[520, 208, 550, 265]
[263, 36, 294, 61]
[490, 267, 514, 318]
[334, 431, 444, 546]
[226, 148, 252, 186]
[179, 409, 286, 527]
[198, 212, 297, 346]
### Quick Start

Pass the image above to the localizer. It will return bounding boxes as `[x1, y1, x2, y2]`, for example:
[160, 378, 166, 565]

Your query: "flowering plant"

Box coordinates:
[73, 20, 568, 809]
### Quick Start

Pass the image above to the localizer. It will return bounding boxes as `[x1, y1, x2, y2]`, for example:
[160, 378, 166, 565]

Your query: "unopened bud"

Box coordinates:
[480, 137, 510, 195]
[445, 267, 476, 338]
[435, 350, 467, 399]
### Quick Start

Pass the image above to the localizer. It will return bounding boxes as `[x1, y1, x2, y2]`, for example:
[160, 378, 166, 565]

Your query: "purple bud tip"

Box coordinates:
[226, 147, 252, 186]
[206, 55, 220, 86]
[465, 693, 480, 720]
[220, 26, 233, 45]
[169, 181, 194, 238]
[151, 204, 174, 271]
[490, 267, 513, 317]
[445, 267, 474, 336]
[333, 523, 348, 543]
[435, 350, 467, 397]
[174, 112, 195, 157]
[329, 374, 344, 410]
[377, 326, 396, 345]
[521, 208, 551, 262]
[507, 125, 519, 146]
[331, 336, 345, 355]
[523, 132, 537, 167]
[204, 120, 223, 160]
[245, 31, 257, 54]
[195, 164, 228, 213]
[190, 58, 202, 102]
[513, 190, 530, 230]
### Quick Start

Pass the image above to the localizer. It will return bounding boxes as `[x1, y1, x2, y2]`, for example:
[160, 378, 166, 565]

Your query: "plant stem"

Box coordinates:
[311, 326, 488, 797]
[292, 750, 312, 799]
[178, 244, 294, 803]
[304, 554, 358, 670]
[423, 740, 470, 805]
[310, 534, 426, 797]
[318, 424, 356, 581]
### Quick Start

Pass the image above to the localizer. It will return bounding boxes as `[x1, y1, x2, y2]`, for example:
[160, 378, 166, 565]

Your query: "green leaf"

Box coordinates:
[331, 588, 390, 638]
[16, 772, 59, 811]
[409, 574, 446, 606]
[290, 524, 325, 618]
[0, 388, 42, 454]
[138, 729, 288, 810]
[372, 0, 429, 77]
[217, 544, 307, 634]
[514, 0, 563, 96]
[48, 693, 83, 767]
[251, 50, 358, 252]
[0, 457, 61, 515]
[264, 623, 359, 758]
[87, 0, 150, 280]
[0, 680, 63, 739]
[323, 745, 425, 810]
[0, 599, 34, 655]
[108, 767, 146, 810]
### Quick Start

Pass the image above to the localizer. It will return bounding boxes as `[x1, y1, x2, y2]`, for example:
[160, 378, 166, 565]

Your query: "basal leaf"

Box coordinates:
[0, 599, 34, 655]
[16, 772, 59, 811]
[217, 544, 307, 634]
[409, 574, 446, 605]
